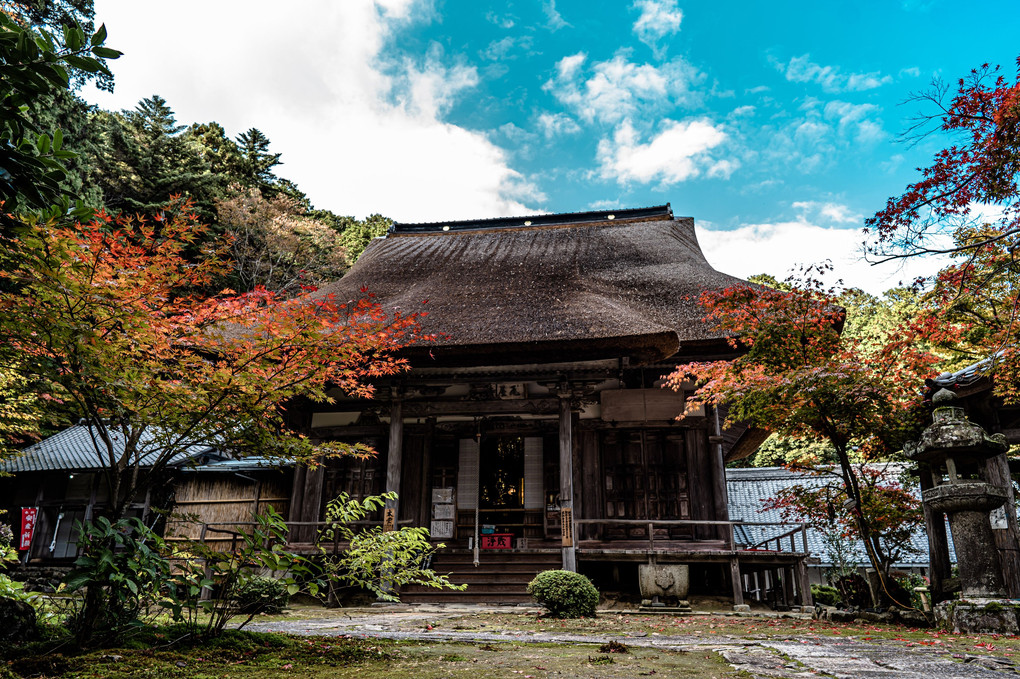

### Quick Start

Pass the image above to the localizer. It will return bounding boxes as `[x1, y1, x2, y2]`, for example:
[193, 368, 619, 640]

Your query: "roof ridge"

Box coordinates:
[391, 204, 674, 234]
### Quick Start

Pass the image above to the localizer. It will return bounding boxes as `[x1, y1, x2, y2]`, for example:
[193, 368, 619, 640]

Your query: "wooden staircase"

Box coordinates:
[399, 549, 562, 604]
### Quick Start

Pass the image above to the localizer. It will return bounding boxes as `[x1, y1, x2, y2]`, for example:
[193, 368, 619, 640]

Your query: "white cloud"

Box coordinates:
[482, 35, 534, 61]
[779, 54, 892, 93]
[83, 0, 541, 222]
[632, 0, 683, 54]
[537, 112, 581, 138]
[555, 52, 587, 80]
[545, 53, 703, 125]
[485, 11, 515, 28]
[597, 119, 731, 185]
[792, 200, 862, 224]
[399, 47, 479, 119]
[880, 153, 905, 173]
[758, 98, 885, 173]
[697, 221, 944, 295]
[542, 0, 570, 30]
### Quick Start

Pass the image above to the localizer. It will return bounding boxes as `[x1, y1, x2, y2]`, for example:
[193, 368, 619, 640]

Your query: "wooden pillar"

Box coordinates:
[729, 558, 744, 606]
[986, 452, 1020, 597]
[918, 466, 952, 602]
[419, 418, 435, 529]
[796, 559, 812, 608]
[559, 393, 576, 572]
[384, 396, 403, 531]
[288, 464, 306, 524]
[712, 407, 731, 540]
[783, 566, 795, 609]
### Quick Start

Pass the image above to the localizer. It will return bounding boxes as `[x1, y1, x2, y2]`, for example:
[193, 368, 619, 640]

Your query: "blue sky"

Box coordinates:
[84, 0, 1020, 293]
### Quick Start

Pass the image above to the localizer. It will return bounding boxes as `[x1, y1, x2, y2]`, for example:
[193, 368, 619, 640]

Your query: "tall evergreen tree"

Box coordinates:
[91, 95, 220, 219]
[234, 127, 281, 189]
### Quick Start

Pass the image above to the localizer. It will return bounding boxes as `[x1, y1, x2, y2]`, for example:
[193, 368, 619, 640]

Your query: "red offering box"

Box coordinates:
[479, 534, 513, 549]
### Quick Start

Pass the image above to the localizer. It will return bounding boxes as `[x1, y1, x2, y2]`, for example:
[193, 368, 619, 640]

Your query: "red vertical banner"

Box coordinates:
[19, 507, 38, 551]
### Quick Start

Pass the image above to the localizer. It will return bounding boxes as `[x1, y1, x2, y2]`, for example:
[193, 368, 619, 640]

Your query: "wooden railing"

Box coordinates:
[172, 518, 415, 554]
[179, 517, 808, 556]
[573, 518, 809, 554]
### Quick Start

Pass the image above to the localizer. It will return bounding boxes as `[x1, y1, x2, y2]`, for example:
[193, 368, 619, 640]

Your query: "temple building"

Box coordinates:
[287, 204, 812, 607]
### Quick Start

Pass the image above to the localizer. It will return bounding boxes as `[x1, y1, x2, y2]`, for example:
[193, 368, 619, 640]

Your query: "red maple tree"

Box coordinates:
[0, 198, 426, 516]
[666, 278, 937, 599]
[867, 57, 1020, 400]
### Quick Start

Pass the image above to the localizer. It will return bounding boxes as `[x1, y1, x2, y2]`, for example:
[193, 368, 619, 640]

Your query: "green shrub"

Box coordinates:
[894, 572, 929, 610]
[233, 576, 290, 615]
[63, 516, 171, 646]
[527, 570, 599, 618]
[811, 584, 840, 607]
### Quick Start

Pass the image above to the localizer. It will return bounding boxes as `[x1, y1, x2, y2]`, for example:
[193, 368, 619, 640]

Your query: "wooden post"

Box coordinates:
[918, 466, 952, 602]
[783, 566, 795, 609]
[288, 464, 306, 524]
[712, 407, 731, 541]
[797, 559, 812, 608]
[419, 418, 435, 530]
[384, 396, 404, 530]
[986, 452, 1020, 597]
[559, 392, 576, 572]
[729, 558, 744, 606]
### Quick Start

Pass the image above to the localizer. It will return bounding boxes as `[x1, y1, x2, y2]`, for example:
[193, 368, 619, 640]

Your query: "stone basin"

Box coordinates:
[924, 482, 1008, 514]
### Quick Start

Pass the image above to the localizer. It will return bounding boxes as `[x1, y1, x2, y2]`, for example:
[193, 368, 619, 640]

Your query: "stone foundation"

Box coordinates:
[935, 599, 1020, 634]
[7, 565, 71, 593]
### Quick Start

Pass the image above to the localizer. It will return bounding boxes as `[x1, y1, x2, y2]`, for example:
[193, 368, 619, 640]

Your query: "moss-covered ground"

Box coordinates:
[8, 608, 1020, 678]
[3, 630, 735, 679]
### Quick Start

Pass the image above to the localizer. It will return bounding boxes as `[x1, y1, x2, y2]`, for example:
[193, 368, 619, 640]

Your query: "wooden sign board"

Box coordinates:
[600, 389, 702, 421]
[383, 507, 396, 532]
[430, 520, 454, 539]
[560, 507, 573, 546]
[480, 534, 513, 550]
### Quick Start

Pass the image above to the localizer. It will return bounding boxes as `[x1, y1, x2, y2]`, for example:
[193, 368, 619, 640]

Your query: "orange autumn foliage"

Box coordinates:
[666, 278, 938, 591]
[0, 199, 427, 515]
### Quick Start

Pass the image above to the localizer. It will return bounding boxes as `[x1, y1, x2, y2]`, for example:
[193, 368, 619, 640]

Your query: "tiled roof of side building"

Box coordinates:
[181, 456, 293, 473]
[3, 424, 216, 473]
[727, 465, 948, 567]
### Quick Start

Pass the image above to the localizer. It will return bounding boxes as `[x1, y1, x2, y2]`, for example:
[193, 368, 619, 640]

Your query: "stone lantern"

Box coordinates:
[904, 388, 1014, 632]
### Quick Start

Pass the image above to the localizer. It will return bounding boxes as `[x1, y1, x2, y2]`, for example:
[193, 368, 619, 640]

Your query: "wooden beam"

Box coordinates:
[401, 398, 560, 417]
[384, 397, 403, 531]
[559, 394, 576, 572]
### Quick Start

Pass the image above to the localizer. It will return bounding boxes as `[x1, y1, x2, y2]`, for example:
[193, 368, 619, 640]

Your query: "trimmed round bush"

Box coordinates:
[527, 570, 599, 618]
[233, 576, 290, 615]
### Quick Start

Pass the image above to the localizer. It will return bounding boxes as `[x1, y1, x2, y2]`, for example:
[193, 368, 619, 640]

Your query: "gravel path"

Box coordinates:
[244, 607, 1020, 678]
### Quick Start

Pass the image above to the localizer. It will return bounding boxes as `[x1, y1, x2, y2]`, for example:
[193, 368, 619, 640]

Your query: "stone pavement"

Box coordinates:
[244, 606, 1020, 678]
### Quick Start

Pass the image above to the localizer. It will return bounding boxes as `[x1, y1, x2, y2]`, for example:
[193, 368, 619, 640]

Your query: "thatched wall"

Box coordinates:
[167, 472, 292, 543]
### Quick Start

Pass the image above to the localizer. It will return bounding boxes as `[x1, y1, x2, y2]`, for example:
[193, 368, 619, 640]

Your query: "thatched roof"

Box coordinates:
[316, 204, 748, 366]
